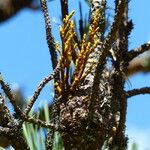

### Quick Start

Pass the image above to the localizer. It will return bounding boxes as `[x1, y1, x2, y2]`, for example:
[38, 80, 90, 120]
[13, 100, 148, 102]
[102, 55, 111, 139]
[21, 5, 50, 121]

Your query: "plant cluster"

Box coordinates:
[0, 0, 150, 149]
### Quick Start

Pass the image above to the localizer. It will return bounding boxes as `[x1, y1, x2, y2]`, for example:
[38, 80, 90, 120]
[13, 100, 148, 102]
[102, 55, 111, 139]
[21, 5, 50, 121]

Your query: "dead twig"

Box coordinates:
[40, 0, 58, 69]
[24, 64, 60, 115]
[127, 87, 150, 98]
[128, 42, 150, 61]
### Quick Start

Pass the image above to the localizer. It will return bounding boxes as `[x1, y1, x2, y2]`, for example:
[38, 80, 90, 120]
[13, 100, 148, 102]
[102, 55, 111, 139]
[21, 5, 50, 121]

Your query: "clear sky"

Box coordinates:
[0, 0, 150, 149]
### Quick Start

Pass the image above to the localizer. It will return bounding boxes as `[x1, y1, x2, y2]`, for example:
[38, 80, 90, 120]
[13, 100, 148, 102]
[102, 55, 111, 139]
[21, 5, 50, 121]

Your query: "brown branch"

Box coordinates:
[0, 125, 29, 149]
[0, 75, 23, 119]
[22, 115, 58, 130]
[110, 0, 129, 148]
[103, 0, 126, 52]
[0, 94, 28, 148]
[91, 0, 126, 100]
[40, 0, 58, 69]
[24, 64, 60, 115]
[46, 129, 54, 149]
[126, 57, 150, 76]
[60, 0, 68, 20]
[89, 0, 107, 110]
[128, 42, 150, 61]
[0, 94, 14, 125]
[127, 87, 150, 98]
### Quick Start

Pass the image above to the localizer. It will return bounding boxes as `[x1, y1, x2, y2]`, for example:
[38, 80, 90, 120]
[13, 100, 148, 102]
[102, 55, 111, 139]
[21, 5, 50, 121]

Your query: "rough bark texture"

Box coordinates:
[1, 0, 150, 149]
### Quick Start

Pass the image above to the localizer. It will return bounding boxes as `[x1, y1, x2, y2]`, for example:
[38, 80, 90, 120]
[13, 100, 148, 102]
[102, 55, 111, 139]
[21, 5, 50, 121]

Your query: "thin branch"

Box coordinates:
[60, 0, 68, 20]
[128, 42, 150, 61]
[0, 94, 14, 125]
[89, 0, 107, 109]
[111, 0, 129, 148]
[22, 115, 58, 130]
[127, 87, 150, 98]
[0, 75, 22, 119]
[126, 57, 150, 76]
[24, 64, 60, 115]
[40, 0, 58, 69]
[91, 0, 126, 97]
[0, 126, 29, 149]
[46, 129, 54, 149]
[103, 0, 125, 52]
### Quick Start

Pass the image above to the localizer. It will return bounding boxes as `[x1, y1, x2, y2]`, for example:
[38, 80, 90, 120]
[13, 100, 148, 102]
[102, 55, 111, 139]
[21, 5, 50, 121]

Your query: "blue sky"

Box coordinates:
[0, 0, 150, 149]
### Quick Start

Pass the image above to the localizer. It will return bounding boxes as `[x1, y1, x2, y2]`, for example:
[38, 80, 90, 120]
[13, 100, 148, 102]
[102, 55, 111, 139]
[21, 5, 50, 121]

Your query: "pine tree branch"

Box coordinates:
[60, 0, 68, 20]
[103, 0, 126, 52]
[40, 0, 58, 69]
[128, 42, 150, 61]
[0, 94, 14, 125]
[0, 93, 29, 149]
[126, 57, 150, 76]
[91, 0, 126, 104]
[22, 115, 58, 129]
[127, 87, 150, 98]
[46, 129, 54, 149]
[0, 125, 29, 149]
[0, 75, 23, 119]
[24, 64, 60, 115]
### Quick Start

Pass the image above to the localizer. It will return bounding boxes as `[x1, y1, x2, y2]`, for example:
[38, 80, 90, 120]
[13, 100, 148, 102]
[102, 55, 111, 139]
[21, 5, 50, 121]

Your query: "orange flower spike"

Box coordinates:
[65, 27, 74, 39]
[75, 56, 79, 66]
[59, 57, 63, 65]
[93, 10, 100, 22]
[88, 26, 92, 34]
[64, 43, 69, 52]
[80, 37, 87, 55]
[64, 31, 71, 41]
[92, 39, 99, 50]
[59, 26, 65, 38]
[66, 52, 72, 66]
[56, 85, 62, 94]
[63, 11, 75, 29]
[87, 41, 91, 48]
[82, 34, 86, 43]
[94, 27, 100, 34]
[76, 55, 84, 69]
[70, 77, 79, 91]
[74, 43, 78, 49]
[67, 10, 75, 21]
[63, 17, 66, 24]
[88, 28, 95, 43]
[64, 22, 71, 33]
[65, 30, 74, 44]
[60, 56, 65, 68]
[70, 20, 74, 28]
[85, 42, 91, 55]
[54, 82, 59, 87]
[64, 74, 67, 81]
[54, 82, 62, 94]
[89, 34, 98, 48]
[68, 34, 74, 42]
